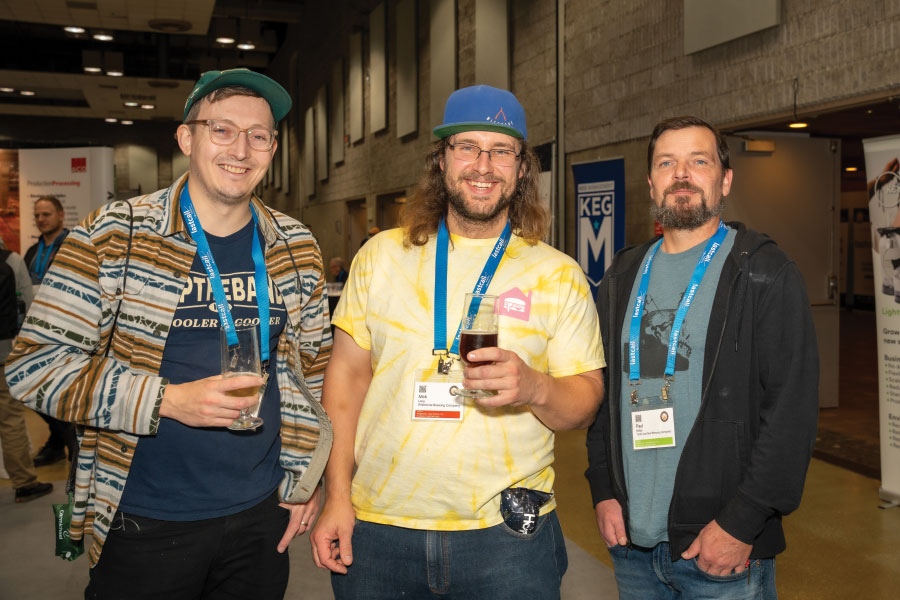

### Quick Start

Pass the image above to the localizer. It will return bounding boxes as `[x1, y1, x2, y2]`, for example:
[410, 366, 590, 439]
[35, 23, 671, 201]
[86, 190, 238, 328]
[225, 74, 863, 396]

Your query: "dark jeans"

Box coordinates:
[39, 413, 77, 456]
[331, 511, 568, 599]
[85, 492, 290, 600]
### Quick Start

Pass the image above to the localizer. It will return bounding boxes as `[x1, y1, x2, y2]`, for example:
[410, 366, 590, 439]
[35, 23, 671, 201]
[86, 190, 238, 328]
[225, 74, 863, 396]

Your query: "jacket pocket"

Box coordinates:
[671, 419, 745, 527]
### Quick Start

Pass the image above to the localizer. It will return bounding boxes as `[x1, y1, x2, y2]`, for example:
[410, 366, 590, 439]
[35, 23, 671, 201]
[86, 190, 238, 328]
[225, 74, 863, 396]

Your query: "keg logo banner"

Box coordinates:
[573, 158, 625, 297]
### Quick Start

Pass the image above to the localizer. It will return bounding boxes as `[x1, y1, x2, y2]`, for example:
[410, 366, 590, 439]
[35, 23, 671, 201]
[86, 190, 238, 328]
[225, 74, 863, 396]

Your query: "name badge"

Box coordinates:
[631, 396, 675, 450]
[412, 368, 464, 421]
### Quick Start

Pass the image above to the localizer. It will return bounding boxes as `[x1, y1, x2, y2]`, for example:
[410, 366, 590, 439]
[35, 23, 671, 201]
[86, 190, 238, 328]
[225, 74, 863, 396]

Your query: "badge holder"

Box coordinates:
[412, 366, 465, 421]
[629, 381, 676, 451]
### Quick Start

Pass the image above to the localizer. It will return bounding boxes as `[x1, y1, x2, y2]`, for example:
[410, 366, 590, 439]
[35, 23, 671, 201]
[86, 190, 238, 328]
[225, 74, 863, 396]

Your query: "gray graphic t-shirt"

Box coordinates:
[619, 227, 735, 547]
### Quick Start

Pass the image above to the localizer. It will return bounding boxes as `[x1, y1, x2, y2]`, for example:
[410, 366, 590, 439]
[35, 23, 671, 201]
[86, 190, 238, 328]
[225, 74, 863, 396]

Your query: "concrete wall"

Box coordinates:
[267, 0, 900, 258]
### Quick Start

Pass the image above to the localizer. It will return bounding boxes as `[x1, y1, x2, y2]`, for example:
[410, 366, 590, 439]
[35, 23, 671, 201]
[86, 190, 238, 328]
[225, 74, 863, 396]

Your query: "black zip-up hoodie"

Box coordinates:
[585, 221, 819, 559]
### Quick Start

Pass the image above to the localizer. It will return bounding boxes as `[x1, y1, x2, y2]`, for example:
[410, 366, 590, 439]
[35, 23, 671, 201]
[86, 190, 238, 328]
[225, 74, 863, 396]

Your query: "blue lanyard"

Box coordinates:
[628, 222, 728, 386]
[179, 185, 270, 363]
[433, 219, 511, 362]
[33, 236, 58, 280]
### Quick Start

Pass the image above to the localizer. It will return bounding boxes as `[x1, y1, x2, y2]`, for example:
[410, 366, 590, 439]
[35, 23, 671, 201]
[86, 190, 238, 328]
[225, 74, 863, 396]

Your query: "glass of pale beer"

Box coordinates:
[220, 326, 264, 431]
[456, 293, 499, 399]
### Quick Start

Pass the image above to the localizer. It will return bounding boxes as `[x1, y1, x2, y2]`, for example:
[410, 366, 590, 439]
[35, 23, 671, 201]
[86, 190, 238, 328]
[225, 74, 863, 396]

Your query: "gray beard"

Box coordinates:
[651, 192, 725, 230]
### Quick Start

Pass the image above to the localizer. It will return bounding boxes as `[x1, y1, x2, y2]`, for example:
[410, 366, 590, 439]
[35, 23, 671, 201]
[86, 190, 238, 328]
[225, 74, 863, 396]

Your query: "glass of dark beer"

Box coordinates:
[457, 293, 499, 398]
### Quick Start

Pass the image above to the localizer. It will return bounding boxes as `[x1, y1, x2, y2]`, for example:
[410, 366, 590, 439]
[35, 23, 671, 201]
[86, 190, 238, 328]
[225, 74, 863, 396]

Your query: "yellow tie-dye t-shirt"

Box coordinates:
[332, 228, 605, 530]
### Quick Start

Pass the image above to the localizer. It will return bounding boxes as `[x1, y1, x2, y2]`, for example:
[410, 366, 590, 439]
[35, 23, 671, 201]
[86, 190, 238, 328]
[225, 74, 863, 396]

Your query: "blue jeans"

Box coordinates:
[608, 543, 777, 600]
[331, 512, 568, 599]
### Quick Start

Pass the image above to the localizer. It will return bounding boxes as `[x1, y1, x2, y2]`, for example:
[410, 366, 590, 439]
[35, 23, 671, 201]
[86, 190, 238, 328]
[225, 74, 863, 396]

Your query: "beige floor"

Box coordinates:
[4, 413, 900, 598]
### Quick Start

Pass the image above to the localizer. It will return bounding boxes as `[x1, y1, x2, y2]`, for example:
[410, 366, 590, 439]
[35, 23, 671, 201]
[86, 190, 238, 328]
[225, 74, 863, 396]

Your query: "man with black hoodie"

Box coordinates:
[586, 116, 818, 599]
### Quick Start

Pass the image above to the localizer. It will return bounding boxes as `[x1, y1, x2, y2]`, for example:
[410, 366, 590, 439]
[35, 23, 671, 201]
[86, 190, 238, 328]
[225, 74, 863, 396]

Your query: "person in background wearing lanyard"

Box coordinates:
[586, 116, 819, 599]
[22, 195, 78, 468]
[310, 85, 605, 599]
[6, 68, 332, 599]
[25, 195, 69, 286]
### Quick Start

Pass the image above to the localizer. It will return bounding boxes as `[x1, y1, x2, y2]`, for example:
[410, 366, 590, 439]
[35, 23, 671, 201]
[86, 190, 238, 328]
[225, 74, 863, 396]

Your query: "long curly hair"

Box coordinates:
[401, 138, 548, 246]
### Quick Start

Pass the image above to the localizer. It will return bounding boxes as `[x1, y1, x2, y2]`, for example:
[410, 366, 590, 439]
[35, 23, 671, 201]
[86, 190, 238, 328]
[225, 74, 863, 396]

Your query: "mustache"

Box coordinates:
[664, 181, 703, 195]
[457, 172, 504, 183]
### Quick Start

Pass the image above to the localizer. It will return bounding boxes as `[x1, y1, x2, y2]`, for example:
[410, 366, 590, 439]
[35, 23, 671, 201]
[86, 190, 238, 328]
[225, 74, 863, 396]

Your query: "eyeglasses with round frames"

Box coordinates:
[447, 142, 520, 167]
[185, 119, 277, 151]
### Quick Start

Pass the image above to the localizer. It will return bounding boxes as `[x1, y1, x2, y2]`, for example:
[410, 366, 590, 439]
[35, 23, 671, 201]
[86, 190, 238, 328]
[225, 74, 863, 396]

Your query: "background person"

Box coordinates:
[23, 195, 76, 467]
[0, 238, 53, 503]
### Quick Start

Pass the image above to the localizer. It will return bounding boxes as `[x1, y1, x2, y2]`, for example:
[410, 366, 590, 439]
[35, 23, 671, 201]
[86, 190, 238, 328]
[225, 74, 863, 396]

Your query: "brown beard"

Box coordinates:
[444, 174, 512, 224]
[650, 181, 724, 230]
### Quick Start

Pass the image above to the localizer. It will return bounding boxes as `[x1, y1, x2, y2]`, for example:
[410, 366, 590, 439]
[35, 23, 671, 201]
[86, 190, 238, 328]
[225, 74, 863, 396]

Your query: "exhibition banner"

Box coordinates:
[17, 147, 114, 252]
[863, 134, 900, 504]
[572, 157, 625, 298]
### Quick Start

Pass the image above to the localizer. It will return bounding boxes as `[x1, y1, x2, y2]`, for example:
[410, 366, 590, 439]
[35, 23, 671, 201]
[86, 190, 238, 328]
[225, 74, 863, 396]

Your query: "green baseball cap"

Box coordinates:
[183, 68, 292, 122]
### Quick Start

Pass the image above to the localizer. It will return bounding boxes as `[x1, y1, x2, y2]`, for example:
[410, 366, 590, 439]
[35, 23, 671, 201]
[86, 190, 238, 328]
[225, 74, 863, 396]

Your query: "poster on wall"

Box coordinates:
[17, 147, 114, 252]
[572, 157, 625, 297]
[0, 149, 21, 252]
[862, 133, 900, 505]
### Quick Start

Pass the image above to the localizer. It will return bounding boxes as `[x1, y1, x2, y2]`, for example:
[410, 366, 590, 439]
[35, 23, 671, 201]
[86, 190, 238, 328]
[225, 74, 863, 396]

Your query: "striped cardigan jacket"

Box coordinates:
[5, 175, 333, 567]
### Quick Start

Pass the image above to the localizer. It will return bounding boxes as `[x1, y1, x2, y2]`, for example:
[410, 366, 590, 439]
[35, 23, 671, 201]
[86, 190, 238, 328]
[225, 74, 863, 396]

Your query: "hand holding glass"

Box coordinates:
[220, 326, 264, 430]
[456, 293, 499, 399]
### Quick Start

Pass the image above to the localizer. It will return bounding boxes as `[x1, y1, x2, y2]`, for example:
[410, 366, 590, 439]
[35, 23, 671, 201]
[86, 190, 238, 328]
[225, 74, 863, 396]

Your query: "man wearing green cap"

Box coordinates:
[6, 69, 332, 599]
[310, 85, 605, 598]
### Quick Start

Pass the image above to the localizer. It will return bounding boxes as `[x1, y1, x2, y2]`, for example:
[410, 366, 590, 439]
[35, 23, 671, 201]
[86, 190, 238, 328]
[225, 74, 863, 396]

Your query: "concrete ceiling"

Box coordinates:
[0, 0, 301, 123]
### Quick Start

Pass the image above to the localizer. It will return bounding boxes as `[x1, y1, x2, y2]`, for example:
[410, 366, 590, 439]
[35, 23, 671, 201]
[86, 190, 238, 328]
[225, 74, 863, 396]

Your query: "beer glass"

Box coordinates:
[220, 326, 264, 430]
[456, 293, 499, 399]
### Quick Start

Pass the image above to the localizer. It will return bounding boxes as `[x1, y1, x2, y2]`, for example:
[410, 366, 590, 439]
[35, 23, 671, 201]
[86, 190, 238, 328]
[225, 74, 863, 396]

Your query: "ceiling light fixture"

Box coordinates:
[20, 90, 35, 96]
[237, 20, 259, 51]
[104, 51, 124, 77]
[121, 120, 133, 125]
[105, 118, 118, 123]
[64, 26, 85, 34]
[83, 49, 103, 74]
[214, 18, 237, 45]
[0, 87, 13, 93]
[123, 101, 139, 107]
[788, 78, 807, 129]
[140, 104, 155, 110]
[845, 167, 858, 172]
[93, 31, 114, 42]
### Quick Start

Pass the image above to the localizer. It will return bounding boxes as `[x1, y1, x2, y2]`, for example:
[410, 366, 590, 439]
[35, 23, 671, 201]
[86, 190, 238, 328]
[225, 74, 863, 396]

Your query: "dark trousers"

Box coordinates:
[85, 492, 290, 600]
[39, 413, 77, 456]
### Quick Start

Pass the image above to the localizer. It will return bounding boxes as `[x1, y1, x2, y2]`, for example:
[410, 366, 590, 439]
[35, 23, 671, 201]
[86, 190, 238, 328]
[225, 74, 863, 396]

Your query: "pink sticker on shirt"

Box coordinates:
[497, 287, 532, 321]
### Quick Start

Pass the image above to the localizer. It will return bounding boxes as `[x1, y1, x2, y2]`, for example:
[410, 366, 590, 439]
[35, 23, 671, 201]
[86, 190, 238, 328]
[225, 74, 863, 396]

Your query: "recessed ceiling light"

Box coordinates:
[107, 70, 124, 77]
[123, 101, 139, 107]
[216, 36, 236, 44]
[84, 66, 102, 73]
[121, 120, 133, 125]
[93, 32, 114, 42]
[237, 42, 255, 50]
[845, 166, 858, 172]
[788, 122, 808, 129]
[19, 90, 35, 96]
[140, 104, 155, 110]
[64, 26, 85, 34]
[0, 87, 13, 93]
[105, 118, 118, 123]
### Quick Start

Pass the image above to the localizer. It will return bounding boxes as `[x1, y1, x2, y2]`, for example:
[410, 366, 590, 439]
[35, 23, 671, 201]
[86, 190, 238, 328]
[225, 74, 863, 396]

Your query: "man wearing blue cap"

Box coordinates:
[311, 85, 605, 598]
[7, 69, 332, 599]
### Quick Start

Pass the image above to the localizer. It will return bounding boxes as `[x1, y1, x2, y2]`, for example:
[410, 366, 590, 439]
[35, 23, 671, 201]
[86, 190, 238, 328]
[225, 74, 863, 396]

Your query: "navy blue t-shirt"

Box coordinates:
[119, 219, 287, 520]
